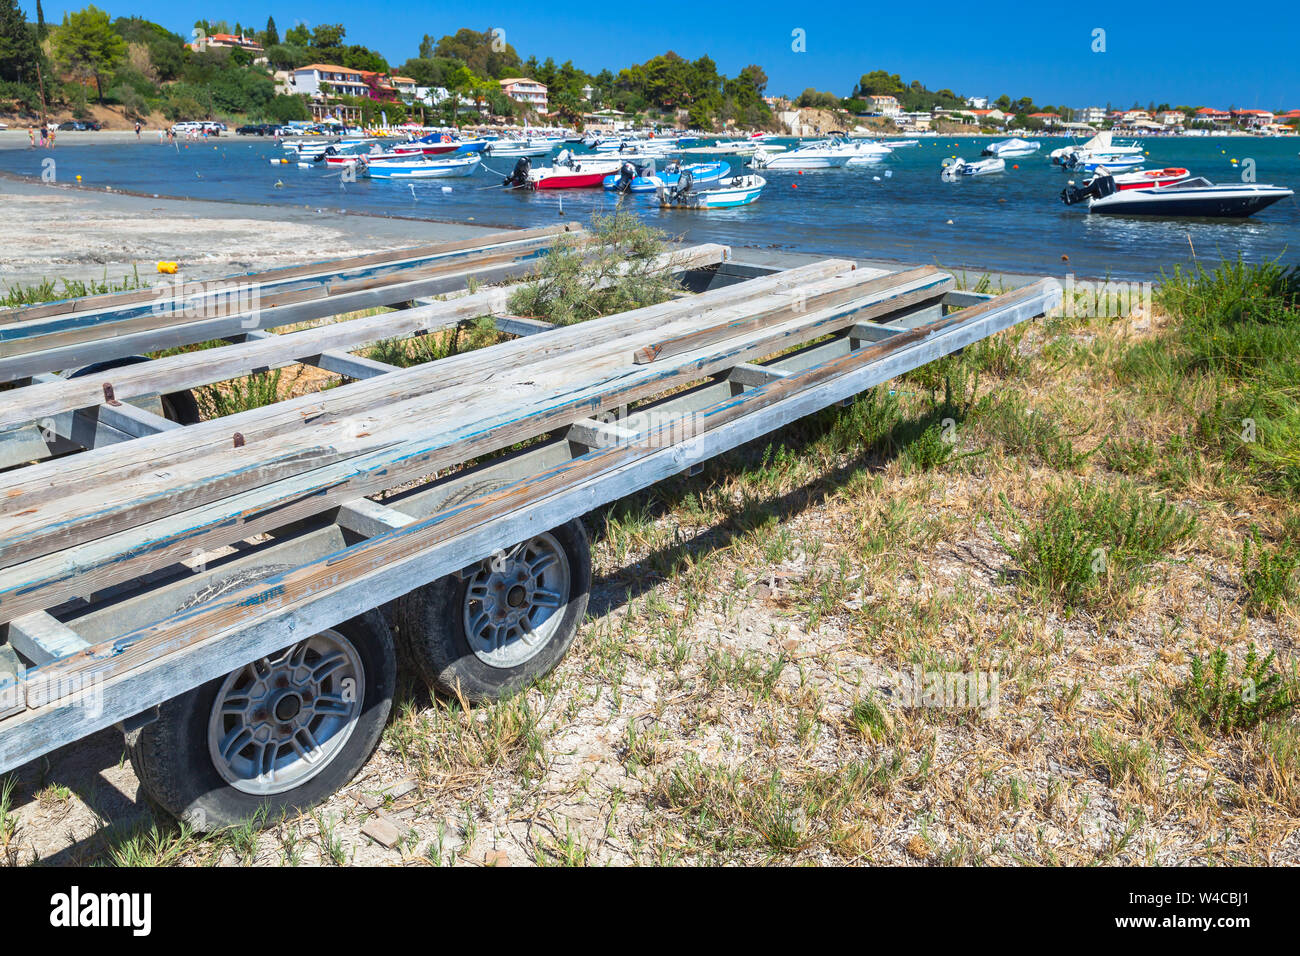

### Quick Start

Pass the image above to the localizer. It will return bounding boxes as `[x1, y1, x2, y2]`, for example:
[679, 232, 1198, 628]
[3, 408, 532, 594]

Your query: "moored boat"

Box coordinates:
[603, 160, 731, 193]
[983, 137, 1041, 158]
[502, 152, 623, 189]
[363, 154, 482, 178]
[1061, 172, 1293, 216]
[658, 173, 766, 209]
[941, 156, 1006, 181]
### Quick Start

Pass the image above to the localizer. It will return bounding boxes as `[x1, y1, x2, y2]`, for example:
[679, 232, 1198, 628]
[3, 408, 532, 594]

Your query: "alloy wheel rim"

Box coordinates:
[463, 532, 571, 669]
[206, 629, 364, 795]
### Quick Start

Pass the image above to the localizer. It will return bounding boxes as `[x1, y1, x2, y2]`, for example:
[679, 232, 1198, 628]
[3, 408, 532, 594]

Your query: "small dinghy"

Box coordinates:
[364, 154, 481, 179]
[983, 137, 1040, 158]
[941, 157, 1006, 181]
[1061, 172, 1294, 217]
[658, 172, 765, 209]
[603, 160, 730, 193]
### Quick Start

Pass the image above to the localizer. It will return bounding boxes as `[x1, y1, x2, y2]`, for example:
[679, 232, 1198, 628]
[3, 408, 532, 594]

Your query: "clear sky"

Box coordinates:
[24, 2, 1300, 108]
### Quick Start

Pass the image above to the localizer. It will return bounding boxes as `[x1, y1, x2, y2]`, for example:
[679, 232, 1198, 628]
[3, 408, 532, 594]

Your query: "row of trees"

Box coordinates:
[2, 8, 777, 130]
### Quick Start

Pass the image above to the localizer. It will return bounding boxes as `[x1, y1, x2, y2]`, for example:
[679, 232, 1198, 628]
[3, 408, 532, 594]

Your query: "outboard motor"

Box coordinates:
[614, 161, 638, 194]
[676, 169, 694, 195]
[1060, 172, 1116, 206]
[555, 149, 574, 168]
[504, 156, 532, 187]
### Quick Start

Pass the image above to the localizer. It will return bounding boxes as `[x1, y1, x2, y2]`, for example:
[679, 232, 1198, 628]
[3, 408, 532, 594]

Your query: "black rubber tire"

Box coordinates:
[391, 519, 591, 703]
[68, 356, 201, 425]
[126, 611, 396, 831]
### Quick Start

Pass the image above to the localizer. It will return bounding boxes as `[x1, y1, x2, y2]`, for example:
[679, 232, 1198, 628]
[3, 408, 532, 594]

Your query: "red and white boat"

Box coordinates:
[503, 152, 622, 189]
[1100, 167, 1191, 190]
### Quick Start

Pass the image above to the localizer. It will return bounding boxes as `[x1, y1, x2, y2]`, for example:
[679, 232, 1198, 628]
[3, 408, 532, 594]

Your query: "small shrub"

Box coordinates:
[1174, 645, 1296, 733]
[197, 369, 282, 418]
[1240, 528, 1299, 614]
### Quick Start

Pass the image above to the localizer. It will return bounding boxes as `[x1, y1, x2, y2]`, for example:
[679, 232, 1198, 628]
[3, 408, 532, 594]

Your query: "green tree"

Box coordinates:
[433, 27, 522, 79]
[0, 0, 40, 84]
[262, 16, 278, 47]
[310, 23, 346, 51]
[52, 5, 126, 103]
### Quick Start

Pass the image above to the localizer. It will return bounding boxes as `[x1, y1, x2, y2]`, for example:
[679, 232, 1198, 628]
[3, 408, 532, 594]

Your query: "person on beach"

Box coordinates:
[28, 127, 34, 148]
[135, 121, 142, 140]
[38, 126, 46, 147]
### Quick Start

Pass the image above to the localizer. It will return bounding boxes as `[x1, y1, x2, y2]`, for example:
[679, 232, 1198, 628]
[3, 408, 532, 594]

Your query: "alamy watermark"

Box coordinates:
[151, 278, 262, 328]
[1062, 273, 1153, 319]
[891, 664, 1001, 715]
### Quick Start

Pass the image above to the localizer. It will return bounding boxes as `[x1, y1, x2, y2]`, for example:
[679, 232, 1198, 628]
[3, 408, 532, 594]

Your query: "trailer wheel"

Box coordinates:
[393, 519, 591, 703]
[126, 611, 395, 831]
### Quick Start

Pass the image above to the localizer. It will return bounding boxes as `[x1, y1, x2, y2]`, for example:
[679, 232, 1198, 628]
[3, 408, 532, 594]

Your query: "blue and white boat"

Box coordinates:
[364, 154, 482, 178]
[603, 161, 730, 193]
[659, 173, 766, 209]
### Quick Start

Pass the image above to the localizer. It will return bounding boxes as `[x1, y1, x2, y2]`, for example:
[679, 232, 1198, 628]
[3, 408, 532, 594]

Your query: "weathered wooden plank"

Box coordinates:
[849, 322, 908, 344]
[631, 265, 859, 364]
[566, 417, 639, 450]
[0, 269, 954, 616]
[7, 612, 91, 666]
[10, 279, 1061, 727]
[0, 260, 889, 555]
[0, 244, 730, 430]
[0, 669, 22, 721]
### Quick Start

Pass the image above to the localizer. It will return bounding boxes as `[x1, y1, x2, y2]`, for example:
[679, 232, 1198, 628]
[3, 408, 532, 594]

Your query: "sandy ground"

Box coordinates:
[0, 172, 496, 290]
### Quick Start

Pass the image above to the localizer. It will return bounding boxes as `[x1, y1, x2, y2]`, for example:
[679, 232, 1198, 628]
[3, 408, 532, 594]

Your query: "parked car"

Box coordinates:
[236, 123, 278, 136]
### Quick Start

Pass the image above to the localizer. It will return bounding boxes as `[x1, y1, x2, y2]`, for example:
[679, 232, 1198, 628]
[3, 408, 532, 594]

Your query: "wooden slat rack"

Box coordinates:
[0, 232, 1061, 774]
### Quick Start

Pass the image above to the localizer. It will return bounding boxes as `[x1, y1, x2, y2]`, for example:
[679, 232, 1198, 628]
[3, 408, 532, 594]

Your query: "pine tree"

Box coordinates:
[264, 15, 278, 46]
[0, 0, 40, 84]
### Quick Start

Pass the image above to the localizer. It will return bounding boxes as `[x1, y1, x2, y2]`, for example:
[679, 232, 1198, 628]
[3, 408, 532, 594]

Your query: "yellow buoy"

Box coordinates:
[156, 261, 178, 274]
[75, 174, 82, 181]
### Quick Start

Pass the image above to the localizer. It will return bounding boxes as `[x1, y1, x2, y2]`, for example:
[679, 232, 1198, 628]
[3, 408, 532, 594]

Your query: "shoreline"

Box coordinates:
[0, 169, 1064, 291]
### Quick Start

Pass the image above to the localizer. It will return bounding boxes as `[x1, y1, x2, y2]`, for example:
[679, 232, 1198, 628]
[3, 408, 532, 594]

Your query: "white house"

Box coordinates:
[287, 64, 370, 99]
[499, 78, 548, 112]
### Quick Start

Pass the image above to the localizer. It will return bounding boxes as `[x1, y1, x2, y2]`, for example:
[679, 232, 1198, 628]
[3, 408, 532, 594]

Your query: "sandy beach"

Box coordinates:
[0, 134, 497, 291]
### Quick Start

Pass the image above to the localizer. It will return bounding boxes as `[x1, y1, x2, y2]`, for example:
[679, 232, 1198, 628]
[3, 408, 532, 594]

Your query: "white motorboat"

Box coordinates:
[363, 154, 482, 179]
[658, 173, 766, 209]
[1061, 172, 1293, 217]
[844, 141, 894, 165]
[484, 138, 555, 158]
[983, 137, 1040, 158]
[750, 140, 852, 169]
[941, 156, 1006, 181]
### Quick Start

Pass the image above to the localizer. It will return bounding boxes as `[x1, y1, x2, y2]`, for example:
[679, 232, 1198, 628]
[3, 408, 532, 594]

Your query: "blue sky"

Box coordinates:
[25, 3, 1300, 107]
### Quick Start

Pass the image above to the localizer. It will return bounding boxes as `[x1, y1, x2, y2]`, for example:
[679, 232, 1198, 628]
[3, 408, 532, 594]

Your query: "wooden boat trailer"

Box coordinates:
[0, 227, 1060, 825]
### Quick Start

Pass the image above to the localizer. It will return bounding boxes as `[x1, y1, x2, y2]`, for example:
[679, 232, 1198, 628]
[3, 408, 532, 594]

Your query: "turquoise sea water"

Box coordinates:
[2, 135, 1297, 279]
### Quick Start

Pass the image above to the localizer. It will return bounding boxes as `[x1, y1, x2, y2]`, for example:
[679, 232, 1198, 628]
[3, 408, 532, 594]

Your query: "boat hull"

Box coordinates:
[1091, 188, 1292, 217]
[659, 175, 765, 209]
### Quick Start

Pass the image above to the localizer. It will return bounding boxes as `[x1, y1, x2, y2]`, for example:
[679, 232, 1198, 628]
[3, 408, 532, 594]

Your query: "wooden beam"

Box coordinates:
[727, 363, 792, 388]
[494, 315, 557, 337]
[309, 351, 400, 381]
[335, 498, 416, 537]
[7, 612, 90, 666]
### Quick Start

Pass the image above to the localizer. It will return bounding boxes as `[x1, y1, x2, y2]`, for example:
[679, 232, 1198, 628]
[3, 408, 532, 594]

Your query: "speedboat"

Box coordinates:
[750, 140, 852, 169]
[502, 152, 622, 189]
[941, 156, 1006, 181]
[1061, 172, 1294, 217]
[363, 154, 481, 178]
[983, 137, 1040, 158]
[658, 173, 766, 209]
[603, 160, 730, 193]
